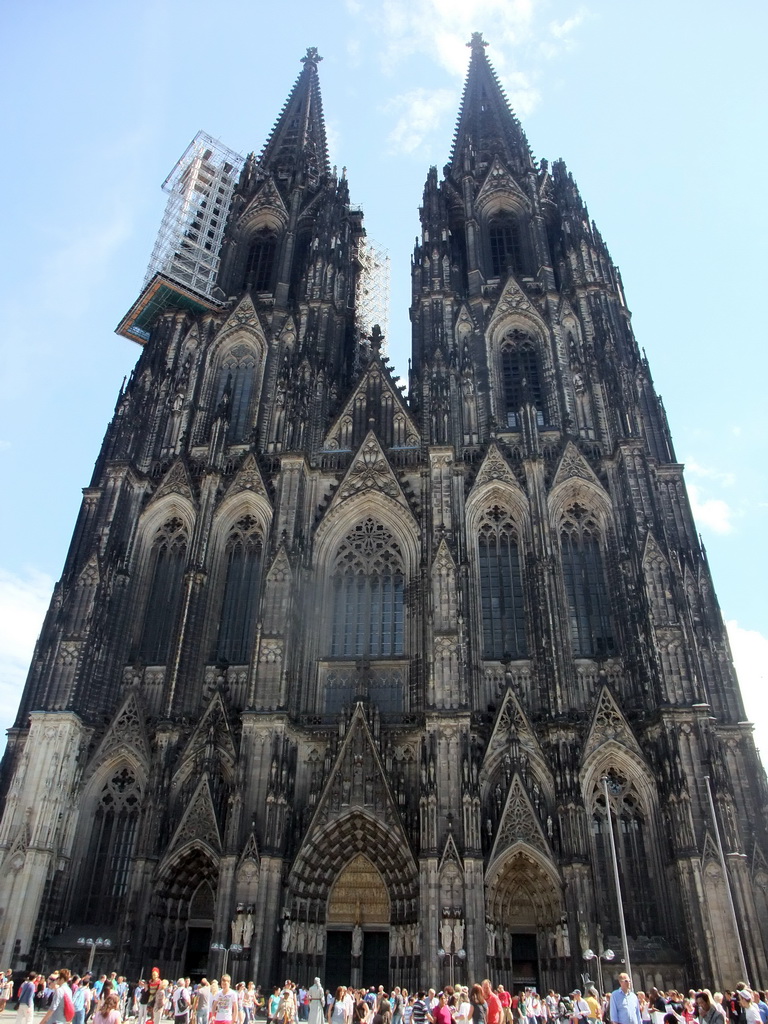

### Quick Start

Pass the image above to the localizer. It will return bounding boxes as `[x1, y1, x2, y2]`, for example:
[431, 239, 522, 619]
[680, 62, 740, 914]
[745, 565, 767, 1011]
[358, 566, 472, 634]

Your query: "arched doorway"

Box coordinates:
[149, 844, 219, 979]
[486, 847, 564, 993]
[326, 854, 390, 989]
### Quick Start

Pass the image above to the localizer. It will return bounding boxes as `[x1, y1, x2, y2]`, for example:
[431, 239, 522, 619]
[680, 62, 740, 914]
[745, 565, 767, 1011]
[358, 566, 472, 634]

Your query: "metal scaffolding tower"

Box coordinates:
[144, 131, 245, 300]
[356, 239, 391, 348]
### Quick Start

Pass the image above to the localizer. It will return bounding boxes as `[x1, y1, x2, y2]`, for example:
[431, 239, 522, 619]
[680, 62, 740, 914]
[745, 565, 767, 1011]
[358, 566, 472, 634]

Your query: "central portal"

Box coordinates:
[326, 854, 390, 988]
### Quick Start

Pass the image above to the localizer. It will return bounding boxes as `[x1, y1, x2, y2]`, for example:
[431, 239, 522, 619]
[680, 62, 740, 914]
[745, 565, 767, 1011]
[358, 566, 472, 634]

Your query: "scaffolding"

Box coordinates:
[143, 130, 245, 300]
[356, 239, 391, 348]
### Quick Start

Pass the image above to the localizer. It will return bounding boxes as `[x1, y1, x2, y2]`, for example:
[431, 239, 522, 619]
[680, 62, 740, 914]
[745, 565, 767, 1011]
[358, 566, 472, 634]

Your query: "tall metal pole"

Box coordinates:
[601, 776, 632, 983]
[87, 942, 96, 975]
[703, 775, 749, 983]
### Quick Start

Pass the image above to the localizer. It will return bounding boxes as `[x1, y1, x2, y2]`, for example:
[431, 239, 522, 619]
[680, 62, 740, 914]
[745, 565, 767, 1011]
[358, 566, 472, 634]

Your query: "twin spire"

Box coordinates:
[257, 46, 330, 180]
[450, 31, 534, 174]
[256, 36, 529, 181]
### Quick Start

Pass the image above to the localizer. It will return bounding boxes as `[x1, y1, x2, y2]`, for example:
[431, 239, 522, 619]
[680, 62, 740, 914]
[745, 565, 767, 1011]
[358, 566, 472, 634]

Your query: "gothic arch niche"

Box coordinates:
[320, 515, 408, 715]
[485, 848, 564, 993]
[208, 509, 265, 667]
[556, 498, 614, 659]
[586, 768, 661, 940]
[132, 503, 194, 668]
[71, 761, 144, 926]
[486, 313, 554, 435]
[474, 503, 527, 660]
[151, 844, 220, 980]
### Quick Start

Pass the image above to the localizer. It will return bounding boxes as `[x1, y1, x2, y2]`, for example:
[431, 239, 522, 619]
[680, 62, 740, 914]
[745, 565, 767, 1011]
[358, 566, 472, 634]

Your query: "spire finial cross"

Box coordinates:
[301, 46, 323, 68]
[467, 32, 488, 53]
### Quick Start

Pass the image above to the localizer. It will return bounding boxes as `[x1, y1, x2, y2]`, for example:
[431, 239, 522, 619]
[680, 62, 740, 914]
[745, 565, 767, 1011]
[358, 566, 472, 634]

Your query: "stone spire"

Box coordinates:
[257, 46, 330, 183]
[449, 32, 534, 177]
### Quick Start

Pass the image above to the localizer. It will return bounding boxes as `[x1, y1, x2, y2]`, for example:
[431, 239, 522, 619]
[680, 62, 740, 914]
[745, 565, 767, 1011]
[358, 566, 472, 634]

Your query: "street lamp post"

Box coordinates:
[210, 942, 242, 977]
[601, 775, 632, 983]
[437, 947, 466, 988]
[582, 948, 615, 995]
[77, 937, 112, 974]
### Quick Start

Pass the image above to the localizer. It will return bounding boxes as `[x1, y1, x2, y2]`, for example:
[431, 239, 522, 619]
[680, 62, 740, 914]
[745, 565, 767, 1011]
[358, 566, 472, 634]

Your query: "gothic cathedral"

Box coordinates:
[1, 37, 767, 992]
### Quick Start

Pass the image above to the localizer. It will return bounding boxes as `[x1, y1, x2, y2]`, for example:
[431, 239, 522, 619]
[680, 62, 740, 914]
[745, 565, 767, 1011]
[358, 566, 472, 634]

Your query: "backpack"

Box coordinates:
[63, 992, 75, 1023]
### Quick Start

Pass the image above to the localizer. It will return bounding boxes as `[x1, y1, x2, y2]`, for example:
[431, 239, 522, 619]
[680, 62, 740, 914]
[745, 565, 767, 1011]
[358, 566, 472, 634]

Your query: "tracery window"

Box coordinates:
[243, 229, 277, 292]
[80, 766, 141, 924]
[560, 503, 613, 657]
[591, 771, 658, 936]
[213, 344, 257, 443]
[489, 214, 525, 277]
[137, 517, 188, 664]
[477, 506, 527, 659]
[501, 331, 544, 428]
[329, 518, 405, 658]
[214, 515, 262, 664]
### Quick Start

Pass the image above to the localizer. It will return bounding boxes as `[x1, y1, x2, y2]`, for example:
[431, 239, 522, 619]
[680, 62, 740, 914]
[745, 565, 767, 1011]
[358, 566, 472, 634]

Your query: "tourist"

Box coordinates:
[328, 990, 348, 1024]
[609, 975, 642, 1024]
[194, 979, 211, 1024]
[93, 993, 121, 1024]
[16, 974, 37, 1024]
[469, 986, 486, 1024]
[173, 978, 191, 1024]
[212, 976, 240, 1024]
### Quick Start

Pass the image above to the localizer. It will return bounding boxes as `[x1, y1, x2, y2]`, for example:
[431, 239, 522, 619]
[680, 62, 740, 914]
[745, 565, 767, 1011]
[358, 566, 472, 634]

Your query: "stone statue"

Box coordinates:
[554, 924, 564, 958]
[281, 919, 293, 953]
[315, 925, 325, 955]
[297, 920, 307, 953]
[352, 923, 363, 957]
[242, 912, 254, 948]
[393, 925, 404, 958]
[231, 912, 244, 945]
[486, 920, 496, 956]
[453, 919, 464, 952]
[561, 922, 571, 957]
[306, 922, 316, 954]
[441, 919, 454, 951]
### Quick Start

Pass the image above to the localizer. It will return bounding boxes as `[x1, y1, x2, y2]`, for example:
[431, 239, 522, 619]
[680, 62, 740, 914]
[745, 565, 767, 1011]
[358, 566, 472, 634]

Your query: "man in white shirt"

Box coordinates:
[571, 992, 591, 1024]
[173, 979, 191, 1024]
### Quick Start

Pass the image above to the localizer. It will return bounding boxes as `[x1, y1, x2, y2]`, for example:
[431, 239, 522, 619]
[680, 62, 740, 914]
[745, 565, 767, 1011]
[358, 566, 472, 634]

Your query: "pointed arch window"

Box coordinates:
[79, 766, 141, 924]
[137, 517, 188, 664]
[243, 229, 278, 292]
[477, 505, 527, 659]
[489, 213, 525, 277]
[501, 331, 544, 428]
[213, 344, 257, 443]
[560, 504, 614, 656]
[214, 515, 263, 664]
[591, 772, 658, 937]
[329, 518, 405, 658]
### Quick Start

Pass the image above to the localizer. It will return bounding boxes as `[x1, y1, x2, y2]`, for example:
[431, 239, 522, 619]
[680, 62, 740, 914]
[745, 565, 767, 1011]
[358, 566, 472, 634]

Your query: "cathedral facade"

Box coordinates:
[1, 38, 767, 993]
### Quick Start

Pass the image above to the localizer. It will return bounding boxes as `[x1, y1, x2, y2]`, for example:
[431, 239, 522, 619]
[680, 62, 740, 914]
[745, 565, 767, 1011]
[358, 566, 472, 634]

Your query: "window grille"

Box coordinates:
[501, 332, 544, 427]
[477, 505, 527, 659]
[215, 515, 262, 664]
[560, 504, 613, 656]
[80, 767, 141, 923]
[489, 215, 524, 277]
[137, 517, 187, 664]
[244, 231, 277, 292]
[329, 518, 405, 658]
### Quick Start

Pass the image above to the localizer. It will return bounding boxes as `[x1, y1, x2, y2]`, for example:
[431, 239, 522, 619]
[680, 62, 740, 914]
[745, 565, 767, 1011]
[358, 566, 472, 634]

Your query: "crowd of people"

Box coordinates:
[0, 967, 767, 1024]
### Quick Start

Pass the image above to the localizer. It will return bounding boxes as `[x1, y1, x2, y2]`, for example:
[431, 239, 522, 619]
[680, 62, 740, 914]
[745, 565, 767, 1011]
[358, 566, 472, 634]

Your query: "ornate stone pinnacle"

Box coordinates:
[301, 46, 323, 67]
[467, 31, 488, 53]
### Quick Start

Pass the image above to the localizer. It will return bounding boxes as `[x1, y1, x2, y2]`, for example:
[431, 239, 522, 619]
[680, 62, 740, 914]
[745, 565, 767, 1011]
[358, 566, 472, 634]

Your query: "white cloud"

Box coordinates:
[0, 567, 54, 746]
[684, 457, 735, 488]
[726, 620, 768, 765]
[350, 0, 585, 151]
[386, 88, 456, 154]
[687, 483, 734, 535]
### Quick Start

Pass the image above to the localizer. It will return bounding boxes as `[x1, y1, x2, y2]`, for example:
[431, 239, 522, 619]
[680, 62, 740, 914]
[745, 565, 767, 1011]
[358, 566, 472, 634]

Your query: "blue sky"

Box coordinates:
[0, 0, 766, 758]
